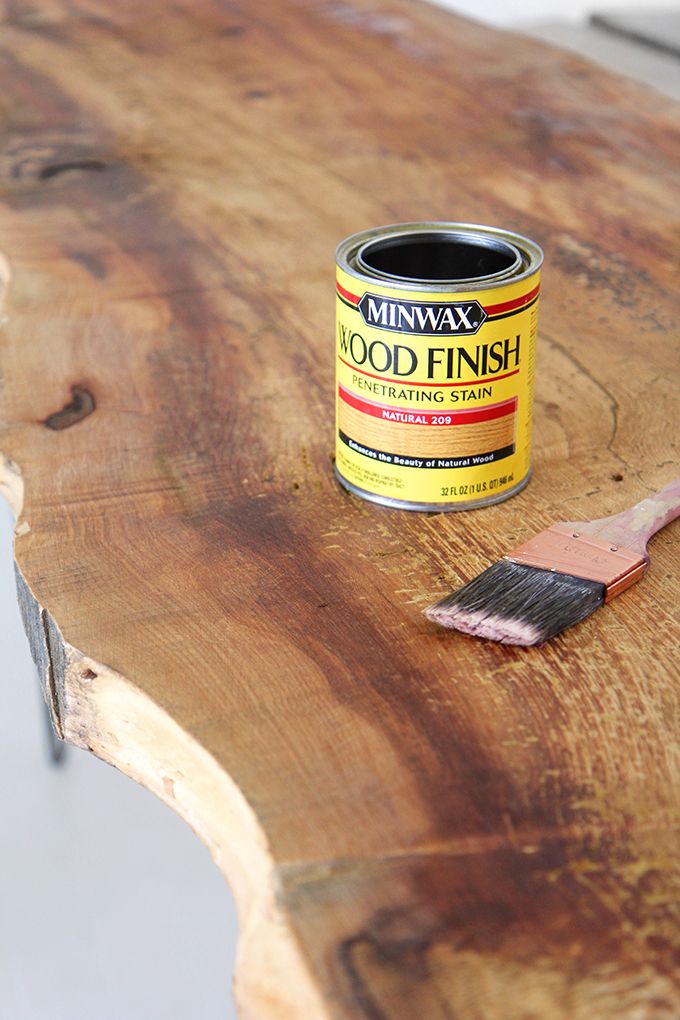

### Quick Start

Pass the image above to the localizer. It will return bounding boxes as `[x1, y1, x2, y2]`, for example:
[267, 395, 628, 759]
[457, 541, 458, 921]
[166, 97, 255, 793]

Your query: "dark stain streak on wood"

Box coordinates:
[197, 496, 528, 844]
[43, 385, 96, 430]
[67, 250, 107, 279]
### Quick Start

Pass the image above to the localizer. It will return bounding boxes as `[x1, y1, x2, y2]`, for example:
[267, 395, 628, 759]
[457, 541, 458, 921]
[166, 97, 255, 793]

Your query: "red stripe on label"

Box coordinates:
[337, 281, 360, 305]
[484, 283, 540, 316]
[338, 385, 517, 425]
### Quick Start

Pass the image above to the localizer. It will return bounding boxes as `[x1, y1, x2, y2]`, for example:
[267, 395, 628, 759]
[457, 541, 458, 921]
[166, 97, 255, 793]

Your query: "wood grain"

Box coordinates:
[0, 1, 679, 1017]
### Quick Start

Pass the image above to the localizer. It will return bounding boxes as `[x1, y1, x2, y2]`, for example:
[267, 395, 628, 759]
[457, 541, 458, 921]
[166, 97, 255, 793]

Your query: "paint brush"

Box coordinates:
[425, 476, 680, 646]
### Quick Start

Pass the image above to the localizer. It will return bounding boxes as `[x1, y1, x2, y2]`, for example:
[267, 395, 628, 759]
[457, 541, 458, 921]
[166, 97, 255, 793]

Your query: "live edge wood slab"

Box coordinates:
[0, 1, 679, 1016]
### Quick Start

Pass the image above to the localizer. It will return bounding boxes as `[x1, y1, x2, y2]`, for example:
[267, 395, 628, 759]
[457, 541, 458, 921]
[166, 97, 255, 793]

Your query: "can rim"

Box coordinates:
[336, 221, 543, 293]
[356, 230, 523, 286]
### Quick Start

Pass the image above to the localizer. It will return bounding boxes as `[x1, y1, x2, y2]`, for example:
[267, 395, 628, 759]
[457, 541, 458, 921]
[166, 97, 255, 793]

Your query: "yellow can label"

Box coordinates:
[335, 266, 540, 507]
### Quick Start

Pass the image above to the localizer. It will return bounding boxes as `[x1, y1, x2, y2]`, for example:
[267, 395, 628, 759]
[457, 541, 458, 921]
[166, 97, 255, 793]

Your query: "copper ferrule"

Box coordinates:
[504, 523, 647, 602]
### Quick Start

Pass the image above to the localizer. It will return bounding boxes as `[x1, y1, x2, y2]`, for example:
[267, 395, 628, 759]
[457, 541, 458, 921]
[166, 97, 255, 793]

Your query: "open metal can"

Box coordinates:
[335, 222, 543, 511]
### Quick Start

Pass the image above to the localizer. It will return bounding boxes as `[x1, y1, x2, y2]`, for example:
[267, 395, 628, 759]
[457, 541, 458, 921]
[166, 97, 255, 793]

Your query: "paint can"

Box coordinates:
[335, 222, 543, 511]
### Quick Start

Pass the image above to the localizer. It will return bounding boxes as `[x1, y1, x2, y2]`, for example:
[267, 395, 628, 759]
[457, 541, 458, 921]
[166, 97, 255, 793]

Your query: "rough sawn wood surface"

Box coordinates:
[0, 1, 679, 1017]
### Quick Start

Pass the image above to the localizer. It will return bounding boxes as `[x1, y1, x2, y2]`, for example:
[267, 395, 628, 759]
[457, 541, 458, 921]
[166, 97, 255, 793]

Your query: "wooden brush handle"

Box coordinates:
[569, 475, 680, 555]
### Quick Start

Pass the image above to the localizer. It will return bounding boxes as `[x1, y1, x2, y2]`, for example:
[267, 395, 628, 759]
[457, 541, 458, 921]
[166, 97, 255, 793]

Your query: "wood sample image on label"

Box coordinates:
[335, 223, 543, 511]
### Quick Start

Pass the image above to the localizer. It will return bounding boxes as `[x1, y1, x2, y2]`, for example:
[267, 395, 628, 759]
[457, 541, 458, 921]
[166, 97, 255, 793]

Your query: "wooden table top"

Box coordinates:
[1, 1, 679, 1017]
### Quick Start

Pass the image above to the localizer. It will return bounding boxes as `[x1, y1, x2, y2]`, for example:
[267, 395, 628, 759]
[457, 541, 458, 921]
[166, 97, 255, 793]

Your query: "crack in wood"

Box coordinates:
[38, 159, 109, 180]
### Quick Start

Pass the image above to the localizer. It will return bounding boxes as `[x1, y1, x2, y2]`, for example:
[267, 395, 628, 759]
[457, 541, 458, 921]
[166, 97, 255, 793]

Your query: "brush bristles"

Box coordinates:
[424, 560, 606, 646]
